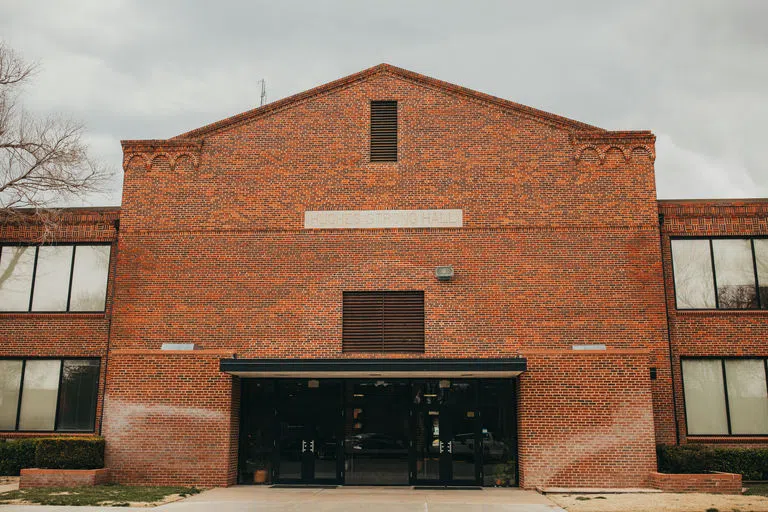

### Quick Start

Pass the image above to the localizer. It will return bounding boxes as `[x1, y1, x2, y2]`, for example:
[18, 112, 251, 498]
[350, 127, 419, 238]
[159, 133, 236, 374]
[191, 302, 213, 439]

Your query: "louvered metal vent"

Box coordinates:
[343, 291, 424, 352]
[370, 100, 398, 162]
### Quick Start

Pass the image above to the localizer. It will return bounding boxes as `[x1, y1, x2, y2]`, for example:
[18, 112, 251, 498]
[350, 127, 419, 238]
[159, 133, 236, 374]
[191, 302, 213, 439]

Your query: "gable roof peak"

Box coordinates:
[174, 63, 604, 139]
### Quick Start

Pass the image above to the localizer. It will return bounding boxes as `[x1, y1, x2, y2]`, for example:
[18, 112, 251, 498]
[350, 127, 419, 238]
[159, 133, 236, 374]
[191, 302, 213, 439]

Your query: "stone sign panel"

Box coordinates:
[304, 209, 463, 229]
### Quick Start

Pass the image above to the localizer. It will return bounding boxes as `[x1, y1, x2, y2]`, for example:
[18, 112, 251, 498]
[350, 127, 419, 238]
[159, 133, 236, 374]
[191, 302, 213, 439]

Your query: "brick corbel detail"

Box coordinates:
[121, 139, 203, 172]
[572, 130, 656, 163]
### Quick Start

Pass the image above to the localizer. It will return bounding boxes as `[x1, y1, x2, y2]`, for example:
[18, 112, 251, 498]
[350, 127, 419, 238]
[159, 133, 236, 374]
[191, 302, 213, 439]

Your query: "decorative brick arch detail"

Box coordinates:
[121, 139, 202, 172]
[150, 153, 171, 169]
[124, 153, 150, 171]
[630, 144, 655, 162]
[572, 131, 656, 163]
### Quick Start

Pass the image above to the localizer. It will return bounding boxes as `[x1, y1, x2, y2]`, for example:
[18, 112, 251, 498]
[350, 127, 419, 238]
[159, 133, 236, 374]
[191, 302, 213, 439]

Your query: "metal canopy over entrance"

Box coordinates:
[220, 358, 527, 378]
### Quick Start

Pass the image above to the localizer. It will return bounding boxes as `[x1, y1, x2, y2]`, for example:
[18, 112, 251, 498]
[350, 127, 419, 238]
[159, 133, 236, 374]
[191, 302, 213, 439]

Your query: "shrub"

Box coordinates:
[33, 437, 105, 470]
[658, 444, 768, 481]
[0, 436, 105, 475]
[0, 439, 38, 476]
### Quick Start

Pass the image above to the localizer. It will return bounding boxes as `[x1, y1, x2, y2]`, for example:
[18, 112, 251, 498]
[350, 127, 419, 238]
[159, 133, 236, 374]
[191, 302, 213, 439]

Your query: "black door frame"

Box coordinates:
[237, 377, 515, 486]
[273, 379, 344, 485]
[410, 384, 482, 486]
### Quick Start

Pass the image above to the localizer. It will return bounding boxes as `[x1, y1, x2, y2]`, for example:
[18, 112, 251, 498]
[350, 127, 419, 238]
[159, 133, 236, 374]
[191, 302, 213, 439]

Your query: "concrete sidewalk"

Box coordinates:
[0, 486, 566, 512]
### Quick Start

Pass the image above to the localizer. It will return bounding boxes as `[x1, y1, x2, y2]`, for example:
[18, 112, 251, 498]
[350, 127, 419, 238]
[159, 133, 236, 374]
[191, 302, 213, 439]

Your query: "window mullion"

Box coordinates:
[765, 359, 768, 402]
[751, 239, 762, 309]
[14, 360, 26, 431]
[53, 359, 64, 431]
[721, 359, 732, 435]
[66, 246, 76, 312]
[27, 246, 40, 312]
[709, 239, 720, 309]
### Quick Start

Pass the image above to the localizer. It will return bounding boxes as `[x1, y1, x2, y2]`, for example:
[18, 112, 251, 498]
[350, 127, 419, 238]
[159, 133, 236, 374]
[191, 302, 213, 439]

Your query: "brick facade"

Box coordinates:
[518, 351, 657, 489]
[102, 351, 238, 486]
[1, 64, 765, 489]
[0, 209, 119, 436]
[659, 200, 768, 446]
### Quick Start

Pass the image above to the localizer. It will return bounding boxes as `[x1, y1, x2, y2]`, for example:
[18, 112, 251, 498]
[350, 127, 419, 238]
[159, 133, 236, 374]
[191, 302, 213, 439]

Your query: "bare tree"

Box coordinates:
[0, 41, 110, 227]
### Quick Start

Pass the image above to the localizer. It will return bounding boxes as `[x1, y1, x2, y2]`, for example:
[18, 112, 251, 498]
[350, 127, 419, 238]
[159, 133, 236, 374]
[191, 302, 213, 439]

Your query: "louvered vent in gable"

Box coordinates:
[370, 101, 398, 162]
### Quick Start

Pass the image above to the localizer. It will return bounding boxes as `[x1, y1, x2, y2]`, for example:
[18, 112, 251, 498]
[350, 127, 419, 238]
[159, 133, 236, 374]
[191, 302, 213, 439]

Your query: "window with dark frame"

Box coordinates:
[0, 244, 111, 313]
[681, 357, 768, 436]
[671, 237, 768, 310]
[0, 358, 101, 432]
[343, 291, 424, 352]
[370, 100, 398, 162]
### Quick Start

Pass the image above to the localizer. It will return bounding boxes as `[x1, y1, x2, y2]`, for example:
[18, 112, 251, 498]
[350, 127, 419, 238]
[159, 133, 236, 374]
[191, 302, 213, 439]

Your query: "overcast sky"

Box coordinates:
[1, 0, 766, 205]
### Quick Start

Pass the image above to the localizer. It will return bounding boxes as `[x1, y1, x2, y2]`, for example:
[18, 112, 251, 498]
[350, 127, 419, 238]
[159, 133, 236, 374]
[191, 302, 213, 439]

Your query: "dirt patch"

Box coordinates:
[0, 485, 200, 507]
[549, 492, 768, 512]
[0, 494, 186, 508]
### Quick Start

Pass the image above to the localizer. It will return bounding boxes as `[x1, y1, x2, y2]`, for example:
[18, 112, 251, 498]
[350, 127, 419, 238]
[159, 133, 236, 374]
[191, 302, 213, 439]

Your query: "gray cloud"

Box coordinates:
[1, 0, 766, 204]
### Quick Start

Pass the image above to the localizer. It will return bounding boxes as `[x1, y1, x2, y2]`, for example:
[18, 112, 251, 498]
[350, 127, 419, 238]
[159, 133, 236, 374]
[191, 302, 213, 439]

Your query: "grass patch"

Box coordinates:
[0, 484, 200, 506]
[744, 484, 768, 497]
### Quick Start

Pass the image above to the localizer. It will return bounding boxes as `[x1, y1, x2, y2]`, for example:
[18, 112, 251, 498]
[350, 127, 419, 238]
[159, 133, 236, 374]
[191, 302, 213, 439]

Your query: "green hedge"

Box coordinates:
[0, 439, 37, 476]
[33, 437, 104, 470]
[658, 444, 768, 481]
[0, 437, 104, 475]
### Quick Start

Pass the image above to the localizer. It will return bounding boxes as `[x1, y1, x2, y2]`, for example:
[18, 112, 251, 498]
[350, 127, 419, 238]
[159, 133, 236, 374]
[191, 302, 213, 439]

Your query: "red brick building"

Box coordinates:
[1, 64, 766, 489]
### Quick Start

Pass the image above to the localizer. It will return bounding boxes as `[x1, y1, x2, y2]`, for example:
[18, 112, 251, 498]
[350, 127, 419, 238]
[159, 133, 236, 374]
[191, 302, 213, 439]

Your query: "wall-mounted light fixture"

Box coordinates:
[435, 265, 454, 281]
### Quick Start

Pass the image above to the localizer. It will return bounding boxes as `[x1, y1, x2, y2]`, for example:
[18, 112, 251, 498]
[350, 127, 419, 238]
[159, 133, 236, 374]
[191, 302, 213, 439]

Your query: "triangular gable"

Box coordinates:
[173, 63, 604, 140]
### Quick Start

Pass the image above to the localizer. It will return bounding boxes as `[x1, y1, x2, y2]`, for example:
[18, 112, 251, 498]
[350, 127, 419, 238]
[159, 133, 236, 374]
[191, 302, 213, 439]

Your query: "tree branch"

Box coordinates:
[0, 41, 112, 237]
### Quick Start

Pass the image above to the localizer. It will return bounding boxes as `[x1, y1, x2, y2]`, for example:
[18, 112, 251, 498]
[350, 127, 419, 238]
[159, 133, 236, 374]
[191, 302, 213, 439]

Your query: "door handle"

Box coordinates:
[310, 440, 315, 453]
[439, 441, 445, 454]
[448, 441, 453, 454]
[302, 440, 308, 453]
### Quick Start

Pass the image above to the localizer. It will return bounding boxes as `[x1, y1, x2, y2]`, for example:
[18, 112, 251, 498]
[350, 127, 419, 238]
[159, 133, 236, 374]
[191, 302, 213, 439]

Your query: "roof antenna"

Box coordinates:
[258, 79, 267, 106]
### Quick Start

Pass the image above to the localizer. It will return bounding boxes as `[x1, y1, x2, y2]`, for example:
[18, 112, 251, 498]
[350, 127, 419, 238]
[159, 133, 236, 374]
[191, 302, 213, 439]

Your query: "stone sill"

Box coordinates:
[0, 432, 96, 438]
[686, 436, 768, 444]
[674, 309, 768, 316]
[0, 313, 107, 319]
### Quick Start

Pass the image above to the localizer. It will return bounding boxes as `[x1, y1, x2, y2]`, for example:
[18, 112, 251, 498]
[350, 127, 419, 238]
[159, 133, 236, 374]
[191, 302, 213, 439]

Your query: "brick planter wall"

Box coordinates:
[19, 468, 110, 489]
[649, 471, 742, 494]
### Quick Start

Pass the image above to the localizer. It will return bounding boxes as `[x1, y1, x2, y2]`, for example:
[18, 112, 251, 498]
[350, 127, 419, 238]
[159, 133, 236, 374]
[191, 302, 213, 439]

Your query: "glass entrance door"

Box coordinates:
[413, 381, 480, 485]
[447, 406, 479, 482]
[239, 378, 516, 486]
[276, 380, 342, 484]
[343, 380, 410, 485]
